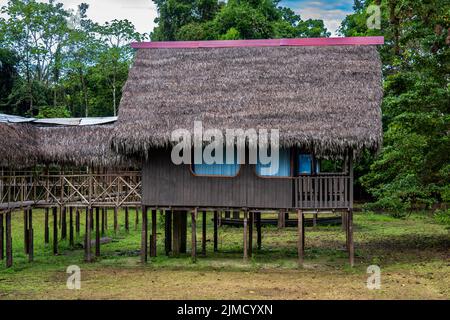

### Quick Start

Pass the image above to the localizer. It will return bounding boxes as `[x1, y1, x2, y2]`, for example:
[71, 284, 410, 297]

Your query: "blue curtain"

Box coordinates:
[193, 148, 240, 176]
[256, 148, 291, 177]
[298, 154, 312, 174]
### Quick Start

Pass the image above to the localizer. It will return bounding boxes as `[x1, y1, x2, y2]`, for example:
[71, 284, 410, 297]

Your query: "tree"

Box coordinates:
[340, 0, 450, 212]
[151, 0, 330, 41]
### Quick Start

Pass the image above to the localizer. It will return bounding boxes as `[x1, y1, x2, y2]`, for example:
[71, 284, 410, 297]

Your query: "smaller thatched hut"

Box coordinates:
[0, 123, 40, 169]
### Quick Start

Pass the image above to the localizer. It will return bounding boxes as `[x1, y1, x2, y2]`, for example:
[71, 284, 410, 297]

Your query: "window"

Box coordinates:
[256, 148, 291, 177]
[316, 158, 345, 173]
[192, 148, 240, 177]
[298, 154, 312, 174]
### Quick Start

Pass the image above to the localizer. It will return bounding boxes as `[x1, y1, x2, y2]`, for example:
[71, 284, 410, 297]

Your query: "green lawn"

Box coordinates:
[0, 209, 448, 299]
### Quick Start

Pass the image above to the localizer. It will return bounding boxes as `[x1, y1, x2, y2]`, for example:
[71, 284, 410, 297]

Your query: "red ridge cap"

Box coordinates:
[131, 37, 384, 49]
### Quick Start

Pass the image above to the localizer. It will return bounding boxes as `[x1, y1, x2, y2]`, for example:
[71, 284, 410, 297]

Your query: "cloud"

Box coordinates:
[0, 0, 158, 34]
[280, 0, 354, 36]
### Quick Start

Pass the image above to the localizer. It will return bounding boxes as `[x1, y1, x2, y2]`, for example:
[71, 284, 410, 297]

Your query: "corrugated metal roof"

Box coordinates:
[0, 113, 117, 126]
[0, 113, 35, 123]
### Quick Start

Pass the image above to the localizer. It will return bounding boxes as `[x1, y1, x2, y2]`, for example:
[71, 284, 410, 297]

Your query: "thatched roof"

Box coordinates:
[112, 39, 383, 157]
[0, 121, 133, 168]
[0, 123, 40, 168]
[36, 125, 132, 168]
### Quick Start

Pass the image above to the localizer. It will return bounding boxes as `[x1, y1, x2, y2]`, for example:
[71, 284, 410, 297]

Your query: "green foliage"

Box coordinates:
[434, 209, 450, 226]
[152, 0, 330, 41]
[341, 0, 450, 213]
[0, 0, 146, 118]
[36, 105, 70, 118]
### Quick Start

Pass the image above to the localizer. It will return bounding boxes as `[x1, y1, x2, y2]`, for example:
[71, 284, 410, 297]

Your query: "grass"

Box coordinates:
[0, 209, 449, 299]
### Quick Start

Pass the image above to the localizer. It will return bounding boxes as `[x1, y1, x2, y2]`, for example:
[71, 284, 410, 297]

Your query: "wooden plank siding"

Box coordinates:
[142, 149, 352, 210]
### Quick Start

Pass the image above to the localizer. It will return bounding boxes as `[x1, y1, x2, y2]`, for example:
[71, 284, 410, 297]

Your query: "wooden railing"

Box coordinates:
[0, 172, 141, 211]
[294, 175, 353, 209]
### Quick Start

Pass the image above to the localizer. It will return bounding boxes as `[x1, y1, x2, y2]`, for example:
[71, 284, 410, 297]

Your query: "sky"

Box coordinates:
[0, 0, 354, 36]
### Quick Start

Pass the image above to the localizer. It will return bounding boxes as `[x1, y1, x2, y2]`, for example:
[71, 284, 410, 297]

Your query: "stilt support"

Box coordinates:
[191, 209, 197, 263]
[298, 209, 304, 267]
[141, 206, 148, 263]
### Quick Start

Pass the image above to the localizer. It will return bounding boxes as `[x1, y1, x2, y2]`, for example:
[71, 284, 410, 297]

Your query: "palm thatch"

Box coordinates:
[0, 123, 40, 168]
[36, 125, 132, 168]
[112, 45, 383, 158]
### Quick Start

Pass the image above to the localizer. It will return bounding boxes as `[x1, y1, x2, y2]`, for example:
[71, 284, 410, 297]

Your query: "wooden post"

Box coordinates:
[256, 212, 262, 250]
[165, 210, 172, 256]
[202, 211, 206, 256]
[101, 208, 105, 236]
[6, 212, 12, 268]
[114, 206, 118, 233]
[313, 210, 318, 228]
[28, 209, 33, 262]
[243, 210, 248, 261]
[44, 208, 49, 244]
[278, 210, 285, 228]
[141, 206, 148, 263]
[297, 209, 304, 267]
[90, 208, 94, 231]
[248, 211, 253, 257]
[95, 207, 100, 257]
[125, 207, 129, 232]
[172, 212, 180, 257]
[52, 207, 58, 255]
[191, 209, 197, 263]
[151, 210, 157, 257]
[180, 211, 187, 253]
[213, 211, 218, 252]
[69, 207, 74, 247]
[0, 213, 4, 260]
[24, 209, 29, 254]
[75, 208, 80, 236]
[347, 209, 354, 267]
[135, 206, 139, 230]
[85, 207, 92, 262]
[61, 206, 67, 240]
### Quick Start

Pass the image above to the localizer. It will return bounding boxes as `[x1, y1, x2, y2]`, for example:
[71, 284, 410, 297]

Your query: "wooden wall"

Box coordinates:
[142, 150, 293, 208]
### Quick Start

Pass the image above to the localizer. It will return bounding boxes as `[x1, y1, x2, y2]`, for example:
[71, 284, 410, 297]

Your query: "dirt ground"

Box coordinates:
[0, 210, 449, 300]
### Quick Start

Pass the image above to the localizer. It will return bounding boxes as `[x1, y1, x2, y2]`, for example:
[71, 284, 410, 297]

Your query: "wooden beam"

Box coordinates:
[125, 207, 129, 232]
[52, 207, 58, 255]
[243, 210, 248, 261]
[44, 208, 49, 244]
[101, 208, 105, 236]
[248, 212, 253, 257]
[95, 207, 100, 257]
[24, 209, 29, 254]
[61, 206, 67, 240]
[298, 209, 304, 267]
[213, 211, 218, 252]
[180, 211, 187, 253]
[69, 207, 74, 247]
[348, 209, 354, 267]
[5, 212, 12, 268]
[0, 213, 4, 260]
[141, 206, 148, 263]
[135, 206, 139, 230]
[151, 210, 157, 257]
[85, 207, 92, 262]
[256, 212, 262, 250]
[75, 208, 80, 236]
[114, 207, 118, 233]
[191, 209, 197, 263]
[202, 211, 206, 256]
[28, 209, 33, 262]
[165, 210, 172, 256]
[172, 211, 180, 257]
